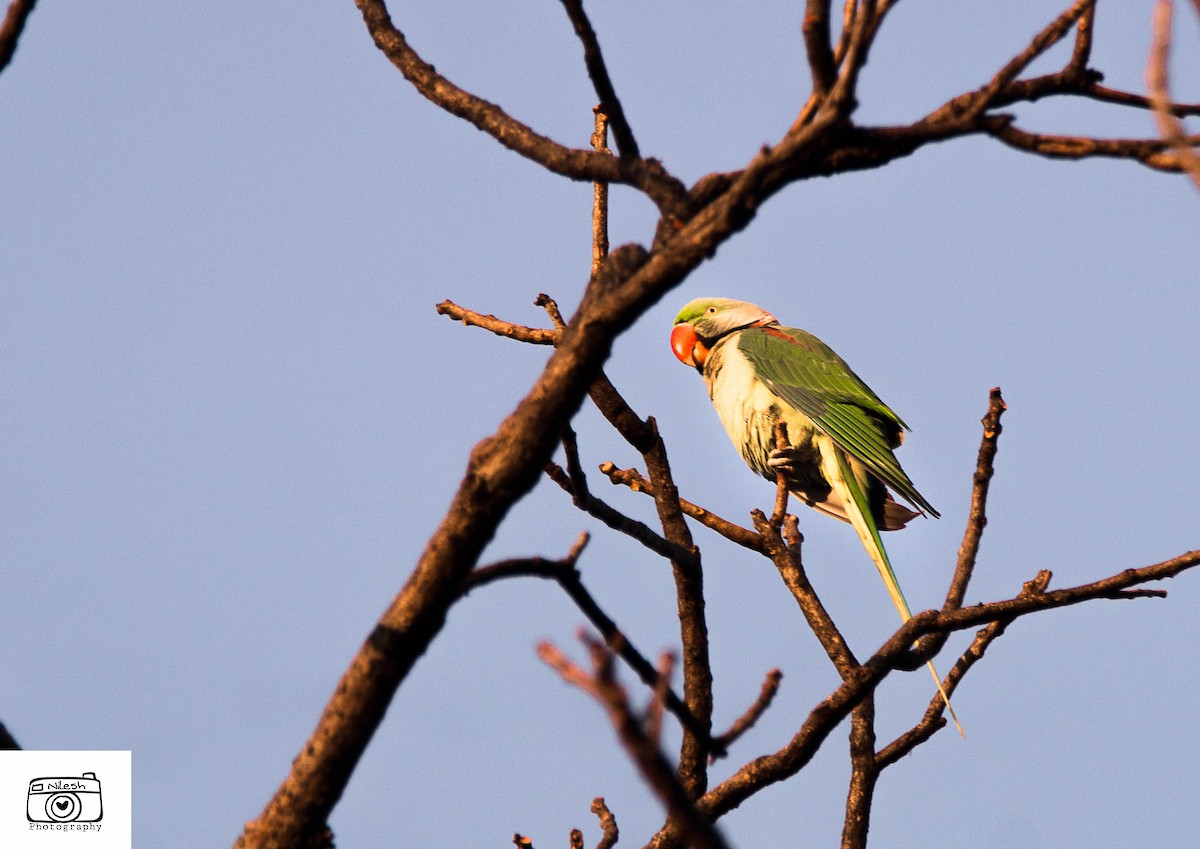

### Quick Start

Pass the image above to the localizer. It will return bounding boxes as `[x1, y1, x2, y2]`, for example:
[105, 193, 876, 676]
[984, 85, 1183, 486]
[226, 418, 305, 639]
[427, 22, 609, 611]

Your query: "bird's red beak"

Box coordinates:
[670, 323, 709, 369]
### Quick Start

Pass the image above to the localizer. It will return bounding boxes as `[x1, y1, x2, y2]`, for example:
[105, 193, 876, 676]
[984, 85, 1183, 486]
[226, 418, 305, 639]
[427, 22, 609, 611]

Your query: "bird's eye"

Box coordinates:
[706, 307, 716, 314]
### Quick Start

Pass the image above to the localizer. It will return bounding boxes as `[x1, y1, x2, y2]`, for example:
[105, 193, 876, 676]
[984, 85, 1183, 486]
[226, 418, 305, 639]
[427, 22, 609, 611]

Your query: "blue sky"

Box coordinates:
[2, 2, 1198, 847]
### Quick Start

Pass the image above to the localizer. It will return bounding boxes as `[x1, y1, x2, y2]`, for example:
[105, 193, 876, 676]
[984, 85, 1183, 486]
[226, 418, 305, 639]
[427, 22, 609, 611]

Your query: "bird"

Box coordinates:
[670, 296, 962, 735]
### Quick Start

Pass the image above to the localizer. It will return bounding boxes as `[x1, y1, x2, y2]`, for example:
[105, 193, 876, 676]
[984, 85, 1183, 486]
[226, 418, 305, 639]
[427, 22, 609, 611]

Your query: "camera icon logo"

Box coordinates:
[27, 772, 103, 823]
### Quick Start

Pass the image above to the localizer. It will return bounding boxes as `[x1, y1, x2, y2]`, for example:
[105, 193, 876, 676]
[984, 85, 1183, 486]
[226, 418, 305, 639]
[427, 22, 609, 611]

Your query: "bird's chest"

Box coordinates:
[704, 341, 819, 481]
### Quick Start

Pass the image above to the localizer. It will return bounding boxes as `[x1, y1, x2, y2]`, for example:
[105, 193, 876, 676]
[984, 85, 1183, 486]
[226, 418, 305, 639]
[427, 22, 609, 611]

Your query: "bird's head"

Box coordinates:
[670, 298, 777, 370]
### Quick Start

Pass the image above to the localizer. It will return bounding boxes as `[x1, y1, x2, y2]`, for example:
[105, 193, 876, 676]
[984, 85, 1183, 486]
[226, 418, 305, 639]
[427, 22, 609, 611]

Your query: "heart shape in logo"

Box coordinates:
[56, 799, 70, 811]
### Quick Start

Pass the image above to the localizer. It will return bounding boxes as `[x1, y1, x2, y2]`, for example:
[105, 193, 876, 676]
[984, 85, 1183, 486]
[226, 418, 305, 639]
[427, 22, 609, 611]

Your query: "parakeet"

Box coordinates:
[671, 297, 960, 732]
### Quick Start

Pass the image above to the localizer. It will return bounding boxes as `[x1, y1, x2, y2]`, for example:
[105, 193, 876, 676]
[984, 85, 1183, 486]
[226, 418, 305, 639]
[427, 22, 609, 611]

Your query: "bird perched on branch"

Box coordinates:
[670, 296, 961, 735]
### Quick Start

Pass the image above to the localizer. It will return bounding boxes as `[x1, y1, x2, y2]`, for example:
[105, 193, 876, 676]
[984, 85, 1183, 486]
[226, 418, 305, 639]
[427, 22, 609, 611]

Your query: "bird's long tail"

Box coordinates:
[830, 449, 965, 738]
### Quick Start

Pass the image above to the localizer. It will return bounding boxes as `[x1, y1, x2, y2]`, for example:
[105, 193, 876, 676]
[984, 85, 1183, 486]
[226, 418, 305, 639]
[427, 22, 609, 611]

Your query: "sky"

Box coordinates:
[2, 1, 1198, 847]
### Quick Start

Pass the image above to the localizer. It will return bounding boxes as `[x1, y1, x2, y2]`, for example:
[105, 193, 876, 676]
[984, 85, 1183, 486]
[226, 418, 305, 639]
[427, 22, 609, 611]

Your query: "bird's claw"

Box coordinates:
[768, 447, 801, 475]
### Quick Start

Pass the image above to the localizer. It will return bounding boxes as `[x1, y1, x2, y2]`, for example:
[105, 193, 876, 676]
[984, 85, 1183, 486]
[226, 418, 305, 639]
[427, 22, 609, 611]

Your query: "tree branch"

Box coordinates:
[0, 0, 37, 76]
[712, 669, 783, 752]
[600, 464, 767, 554]
[591, 797, 619, 849]
[841, 696, 877, 849]
[936, 390, 1006, 619]
[436, 299, 559, 345]
[802, 0, 837, 99]
[753, 512, 860, 679]
[539, 638, 732, 849]
[1147, 0, 1200, 193]
[459, 530, 722, 759]
[545, 461, 696, 566]
[642, 551, 1200, 849]
[876, 571, 1052, 767]
[961, 0, 1097, 123]
[558, 0, 640, 159]
[353, 0, 687, 213]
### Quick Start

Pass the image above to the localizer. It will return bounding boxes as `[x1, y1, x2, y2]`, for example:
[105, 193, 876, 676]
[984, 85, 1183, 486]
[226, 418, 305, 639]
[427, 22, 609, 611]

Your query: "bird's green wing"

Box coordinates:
[738, 326, 939, 517]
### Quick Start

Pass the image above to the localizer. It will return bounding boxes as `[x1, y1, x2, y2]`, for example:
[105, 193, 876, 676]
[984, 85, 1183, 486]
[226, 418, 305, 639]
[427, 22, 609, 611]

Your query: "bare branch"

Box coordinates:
[561, 427, 593, 506]
[444, 284, 718, 782]
[601, 464, 767, 554]
[459, 531, 590, 595]
[461, 524, 720, 758]
[545, 462, 696, 566]
[651, 553, 1200, 849]
[639, 420, 714, 796]
[712, 669, 783, 752]
[770, 422, 790, 528]
[0, 0, 36, 76]
[353, 0, 686, 213]
[1083, 83, 1200, 117]
[877, 570, 1052, 767]
[559, 1, 640, 159]
[841, 697, 877, 849]
[986, 119, 1194, 171]
[591, 798, 619, 849]
[436, 299, 559, 345]
[538, 639, 732, 849]
[1068, 1, 1096, 74]
[591, 110, 612, 278]
[802, 0, 837, 98]
[1147, 0, 1200, 193]
[645, 652, 676, 746]
[945, 388, 1007, 612]
[752, 512, 860, 678]
[963, 0, 1096, 121]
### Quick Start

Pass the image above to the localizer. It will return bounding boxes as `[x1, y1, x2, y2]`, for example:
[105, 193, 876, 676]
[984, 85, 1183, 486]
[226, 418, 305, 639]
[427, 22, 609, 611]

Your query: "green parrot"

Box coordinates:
[671, 297, 960, 732]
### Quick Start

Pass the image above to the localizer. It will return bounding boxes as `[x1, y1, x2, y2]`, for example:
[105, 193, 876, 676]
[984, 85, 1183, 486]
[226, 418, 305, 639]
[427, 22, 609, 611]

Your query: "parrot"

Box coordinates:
[670, 297, 961, 734]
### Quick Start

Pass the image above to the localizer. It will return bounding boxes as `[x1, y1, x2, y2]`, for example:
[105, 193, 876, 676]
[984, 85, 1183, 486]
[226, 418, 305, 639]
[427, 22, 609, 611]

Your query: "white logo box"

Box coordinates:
[0, 751, 131, 849]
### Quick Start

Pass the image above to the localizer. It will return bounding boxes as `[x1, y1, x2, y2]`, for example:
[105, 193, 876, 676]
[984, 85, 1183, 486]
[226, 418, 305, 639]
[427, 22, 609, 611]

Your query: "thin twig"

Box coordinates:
[545, 462, 697, 567]
[459, 531, 591, 595]
[961, 0, 1097, 122]
[944, 388, 1007, 611]
[436, 300, 559, 345]
[770, 422, 790, 527]
[460, 528, 721, 757]
[558, 1, 639, 159]
[802, 0, 837, 98]
[986, 120, 1195, 171]
[591, 110, 611, 278]
[1067, 1, 1096, 74]
[1085, 83, 1200, 117]
[752, 511, 860, 679]
[1147, 0, 1200, 193]
[601, 464, 767, 553]
[877, 571, 1053, 766]
[712, 669, 783, 752]
[561, 427, 592, 506]
[353, 0, 687, 213]
[646, 652, 676, 746]
[538, 639, 732, 849]
[591, 798, 619, 849]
